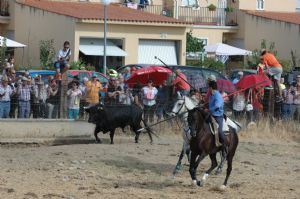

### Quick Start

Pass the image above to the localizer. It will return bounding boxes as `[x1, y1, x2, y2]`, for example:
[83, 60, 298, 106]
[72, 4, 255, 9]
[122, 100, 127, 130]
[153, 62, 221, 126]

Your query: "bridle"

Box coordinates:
[171, 97, 186, 116]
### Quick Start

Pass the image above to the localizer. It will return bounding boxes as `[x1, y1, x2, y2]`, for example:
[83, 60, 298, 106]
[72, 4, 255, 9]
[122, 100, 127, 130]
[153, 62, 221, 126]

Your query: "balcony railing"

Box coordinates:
[0, 0, 10, 24]
[122, 4, 237, 26]
[0, 0, 10, 17]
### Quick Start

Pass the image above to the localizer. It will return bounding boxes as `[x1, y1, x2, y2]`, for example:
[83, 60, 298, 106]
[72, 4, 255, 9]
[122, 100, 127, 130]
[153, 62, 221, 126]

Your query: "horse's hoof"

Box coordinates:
[197, 180, 204, 187]
[202, 173, 209, 181]
[215, 169, 222, 175]
[219, 185, 226, 191]
[95, 140, 102, 144]
[191, 180, 197, 186]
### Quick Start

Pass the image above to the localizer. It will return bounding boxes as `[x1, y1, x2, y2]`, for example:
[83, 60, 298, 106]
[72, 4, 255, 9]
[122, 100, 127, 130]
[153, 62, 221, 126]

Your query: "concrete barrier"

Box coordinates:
[0, 119, 95, 144]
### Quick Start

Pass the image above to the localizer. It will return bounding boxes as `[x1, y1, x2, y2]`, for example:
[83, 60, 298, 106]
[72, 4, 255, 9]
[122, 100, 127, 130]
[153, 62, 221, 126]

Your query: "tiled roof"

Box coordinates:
[246, 10, 300, 25]
[17, 0, 187, 25]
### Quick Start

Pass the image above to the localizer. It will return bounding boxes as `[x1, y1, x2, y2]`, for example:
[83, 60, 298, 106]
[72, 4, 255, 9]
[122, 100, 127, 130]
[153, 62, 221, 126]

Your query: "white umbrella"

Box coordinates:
[0, 36, 26, 48]
[204, 43, 252, 56]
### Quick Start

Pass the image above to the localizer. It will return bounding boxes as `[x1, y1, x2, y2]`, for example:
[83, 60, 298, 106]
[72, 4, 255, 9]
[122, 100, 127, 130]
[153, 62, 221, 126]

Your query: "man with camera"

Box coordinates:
[54, 41, 71, 80]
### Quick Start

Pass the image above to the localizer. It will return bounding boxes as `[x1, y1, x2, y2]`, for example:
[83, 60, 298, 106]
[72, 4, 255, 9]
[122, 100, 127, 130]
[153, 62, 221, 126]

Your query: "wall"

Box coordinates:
[75, 22, 187, 65]
[0, 119, 94, 144]
[238, 0, 296, 12]
[244, 13, 300, 60]
[189, 25, 238, 45]
[14, 3, 76, 67]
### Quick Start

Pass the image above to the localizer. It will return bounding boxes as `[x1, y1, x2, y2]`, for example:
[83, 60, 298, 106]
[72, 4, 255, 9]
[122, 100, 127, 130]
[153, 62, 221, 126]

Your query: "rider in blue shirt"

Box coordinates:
[208, 81, 227, 156]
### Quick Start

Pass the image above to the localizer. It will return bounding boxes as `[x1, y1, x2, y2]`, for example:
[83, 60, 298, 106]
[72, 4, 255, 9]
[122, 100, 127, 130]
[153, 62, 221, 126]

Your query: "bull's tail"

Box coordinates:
[141, 119, 159, 140]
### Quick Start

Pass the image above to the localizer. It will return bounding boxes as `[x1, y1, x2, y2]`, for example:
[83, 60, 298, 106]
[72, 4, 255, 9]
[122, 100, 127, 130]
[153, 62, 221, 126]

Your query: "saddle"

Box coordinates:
[207, 116, 230, 147]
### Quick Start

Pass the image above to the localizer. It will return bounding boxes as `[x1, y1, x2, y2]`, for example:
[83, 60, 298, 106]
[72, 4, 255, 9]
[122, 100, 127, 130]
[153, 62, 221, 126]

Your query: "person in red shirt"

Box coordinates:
[261, 49, 283, 100]
[172, 69, 190, 96]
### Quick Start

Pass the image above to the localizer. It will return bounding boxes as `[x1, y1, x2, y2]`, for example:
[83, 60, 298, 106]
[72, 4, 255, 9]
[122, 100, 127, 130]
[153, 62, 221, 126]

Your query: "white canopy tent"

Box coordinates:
[0, 36, 26, 48]
[204, 43, 252, 63]
[204, 43, 252, 56]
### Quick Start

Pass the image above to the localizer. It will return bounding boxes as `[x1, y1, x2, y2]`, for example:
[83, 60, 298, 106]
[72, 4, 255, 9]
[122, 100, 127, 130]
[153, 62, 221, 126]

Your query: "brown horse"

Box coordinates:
[187, 107, 239, 189]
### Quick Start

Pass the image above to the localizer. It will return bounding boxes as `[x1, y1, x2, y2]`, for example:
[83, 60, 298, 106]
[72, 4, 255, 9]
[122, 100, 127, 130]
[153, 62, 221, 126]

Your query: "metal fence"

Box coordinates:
[122, 4, 238, 26]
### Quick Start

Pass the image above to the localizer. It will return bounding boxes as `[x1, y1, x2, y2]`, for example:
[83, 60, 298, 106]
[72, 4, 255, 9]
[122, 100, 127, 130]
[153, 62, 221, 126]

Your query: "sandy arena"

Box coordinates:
[0, 121, 299, 199]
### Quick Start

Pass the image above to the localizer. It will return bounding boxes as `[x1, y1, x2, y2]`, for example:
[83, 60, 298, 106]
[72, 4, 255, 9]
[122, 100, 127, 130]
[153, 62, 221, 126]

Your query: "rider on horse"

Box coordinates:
[206, 80, 227, 157]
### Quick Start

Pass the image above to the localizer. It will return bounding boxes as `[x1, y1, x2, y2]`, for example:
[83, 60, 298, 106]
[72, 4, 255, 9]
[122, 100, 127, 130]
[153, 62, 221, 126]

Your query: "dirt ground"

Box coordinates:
[0, 122, 299, 199]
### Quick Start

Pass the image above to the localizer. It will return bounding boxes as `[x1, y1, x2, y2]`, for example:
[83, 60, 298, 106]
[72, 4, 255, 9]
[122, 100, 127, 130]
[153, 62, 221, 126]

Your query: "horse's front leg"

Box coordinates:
[190, 152, 206, 186]
[199, 153, 218, 186]
[215, 148, 227, 175]
[172, 144, 185, 177]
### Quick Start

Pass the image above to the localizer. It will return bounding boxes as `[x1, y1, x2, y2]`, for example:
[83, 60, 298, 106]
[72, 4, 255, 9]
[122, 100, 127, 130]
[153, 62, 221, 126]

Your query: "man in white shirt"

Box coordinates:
[54, 41, 71, 80]
[0, 75, 14, 118]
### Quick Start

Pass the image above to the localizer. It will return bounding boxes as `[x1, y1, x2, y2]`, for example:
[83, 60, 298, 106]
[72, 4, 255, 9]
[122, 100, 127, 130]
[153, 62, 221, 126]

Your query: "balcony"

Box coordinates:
[0, 0, 10, 24]
[122, 4, 237, 26]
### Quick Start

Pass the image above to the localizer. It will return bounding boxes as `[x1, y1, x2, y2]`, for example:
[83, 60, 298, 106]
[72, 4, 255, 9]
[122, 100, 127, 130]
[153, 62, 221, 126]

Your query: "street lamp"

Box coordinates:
[102, 0, 110, 76]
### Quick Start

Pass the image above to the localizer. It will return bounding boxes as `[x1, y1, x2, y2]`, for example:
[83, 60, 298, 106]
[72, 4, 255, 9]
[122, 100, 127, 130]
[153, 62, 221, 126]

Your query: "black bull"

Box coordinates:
[85, 104, 153, 144]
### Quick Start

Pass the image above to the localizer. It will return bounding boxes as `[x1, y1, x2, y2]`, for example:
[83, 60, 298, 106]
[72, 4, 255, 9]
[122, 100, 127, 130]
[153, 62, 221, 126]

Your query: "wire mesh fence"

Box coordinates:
[1, 73, 300, 127]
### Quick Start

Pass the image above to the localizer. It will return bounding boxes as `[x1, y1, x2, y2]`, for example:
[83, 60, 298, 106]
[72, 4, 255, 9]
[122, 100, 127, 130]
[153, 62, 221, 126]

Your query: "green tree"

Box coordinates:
[0, 37, 7, 72]
[40, 39, 55, 70]
[186, 31, 204, 53]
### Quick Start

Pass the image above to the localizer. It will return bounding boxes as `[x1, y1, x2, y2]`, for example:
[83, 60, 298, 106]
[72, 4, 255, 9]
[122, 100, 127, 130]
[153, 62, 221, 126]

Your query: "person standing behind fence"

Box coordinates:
[67, 81, 82, 119]
[86, 73, 103, 106]
[32, 75, 47, 118]
[17, 77, 32, 118]
[172, 69, 190, 96]
[46, 79, 59, 119]
[233, 91, 245, 119]
[0, 76, 14, 118]
[142, 79, 158, 124]
[155, 80, 168, 122]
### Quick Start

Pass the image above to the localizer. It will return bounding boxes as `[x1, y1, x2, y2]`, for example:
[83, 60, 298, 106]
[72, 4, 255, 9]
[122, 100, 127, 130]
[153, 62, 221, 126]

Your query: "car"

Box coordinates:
[229, 69, 257, 82]
[67, 70, 109, 83]
[119, 64, 227, 92]
[16, 70, 56, 83]
[116, 64, 158, 73]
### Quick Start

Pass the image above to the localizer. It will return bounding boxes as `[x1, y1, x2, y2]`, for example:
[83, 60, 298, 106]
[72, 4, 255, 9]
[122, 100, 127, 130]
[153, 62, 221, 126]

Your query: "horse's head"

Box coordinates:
[170, 96, 198, 117]
[187, 107, 207, 138]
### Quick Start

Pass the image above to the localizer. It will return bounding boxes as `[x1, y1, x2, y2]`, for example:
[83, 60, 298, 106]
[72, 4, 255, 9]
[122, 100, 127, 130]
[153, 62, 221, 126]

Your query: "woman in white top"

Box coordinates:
[67, 81, 82, 119]
[142, 79, 158, 124]
[233, 91, 245, 119]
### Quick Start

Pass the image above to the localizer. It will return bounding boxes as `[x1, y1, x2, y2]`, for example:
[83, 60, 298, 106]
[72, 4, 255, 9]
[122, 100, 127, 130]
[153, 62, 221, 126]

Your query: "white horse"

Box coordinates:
[170, 95, 199, 176]
[170, 94, 242, 177]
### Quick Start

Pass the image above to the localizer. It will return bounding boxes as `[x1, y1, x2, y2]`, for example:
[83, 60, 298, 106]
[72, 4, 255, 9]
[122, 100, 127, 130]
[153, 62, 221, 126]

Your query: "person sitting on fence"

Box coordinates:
[17, 77, 33, 118]
[67, 81, 82, 119]
[260, 49, 283, 101]
[54, 41, 71, 80]
[0, 75, 14, 118]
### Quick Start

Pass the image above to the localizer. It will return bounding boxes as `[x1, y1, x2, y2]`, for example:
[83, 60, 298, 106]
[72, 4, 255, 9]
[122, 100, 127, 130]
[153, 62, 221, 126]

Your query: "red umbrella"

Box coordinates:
[217, 79, 236, 93]
[235, 74, 271, 89]
[125, 66, 172, 87]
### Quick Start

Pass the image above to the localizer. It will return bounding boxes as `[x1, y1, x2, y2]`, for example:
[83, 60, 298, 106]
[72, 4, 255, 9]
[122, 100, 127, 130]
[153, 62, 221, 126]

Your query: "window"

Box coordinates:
[198, 38, 208, 46]
[256, 0, 264, 10]
[181, 0, 198, 7]
[297, 0, 300, 11]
